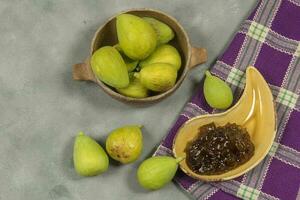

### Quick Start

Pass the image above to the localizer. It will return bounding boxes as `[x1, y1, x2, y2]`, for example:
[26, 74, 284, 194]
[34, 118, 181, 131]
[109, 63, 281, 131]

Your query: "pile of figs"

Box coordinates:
[91, 14, 182, 98]
[73, 12, 236, 193]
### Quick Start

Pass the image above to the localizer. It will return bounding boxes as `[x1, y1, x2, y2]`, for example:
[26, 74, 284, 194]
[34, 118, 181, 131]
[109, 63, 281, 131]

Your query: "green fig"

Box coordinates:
[135, 63, 177, 92]
[143, 17, 174, 45]
[114, 44, 139, 72]
[125, 60, 139, 72]
[106, 125, 143, 164]
[113, 43, 123, 52]
[204, 71, 233, 109]
[73, 132, 109, 176]
[91, 46, 129, 88]
[116, 77, 148, 98]
[116, 14, 157, 60]
[137, 156, 182, 190]
[140, 44, 181, 71]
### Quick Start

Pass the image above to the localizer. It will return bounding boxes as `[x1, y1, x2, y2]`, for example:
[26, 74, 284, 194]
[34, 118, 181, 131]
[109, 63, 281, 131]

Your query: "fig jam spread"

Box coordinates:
[185, 123, 254, 175]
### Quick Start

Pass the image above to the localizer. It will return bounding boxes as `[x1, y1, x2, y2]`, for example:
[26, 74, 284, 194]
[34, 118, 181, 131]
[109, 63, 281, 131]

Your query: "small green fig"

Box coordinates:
[116, 14, 157, 60]
[135, 63, 177, 92]
[140, 44, 181, 71]
[116, 77, 148, 98]
[73, 132, 109, 176]
[91, 46, 129, 88]
[204, 71, 233, 109]
[126, 60, 139, 72]
[114, 44, 139, 72]
[143, 17, 174, 45]
[106, 125, 143, 164]
[137, 156, 182, 190]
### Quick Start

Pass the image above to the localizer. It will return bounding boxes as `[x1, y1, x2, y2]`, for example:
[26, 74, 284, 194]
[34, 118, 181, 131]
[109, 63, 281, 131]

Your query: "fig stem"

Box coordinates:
[205, 71, 212, 77]
[175, 156, 186, 163]
[78, 131, 84, 136]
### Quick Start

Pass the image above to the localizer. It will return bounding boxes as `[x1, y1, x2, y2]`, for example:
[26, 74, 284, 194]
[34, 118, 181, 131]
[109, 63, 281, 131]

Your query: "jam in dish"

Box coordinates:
[185, 123, 255, 175]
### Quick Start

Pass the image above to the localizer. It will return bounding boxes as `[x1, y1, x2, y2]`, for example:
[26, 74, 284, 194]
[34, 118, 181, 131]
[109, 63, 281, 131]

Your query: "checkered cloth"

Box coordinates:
[154, 0, 300, 199]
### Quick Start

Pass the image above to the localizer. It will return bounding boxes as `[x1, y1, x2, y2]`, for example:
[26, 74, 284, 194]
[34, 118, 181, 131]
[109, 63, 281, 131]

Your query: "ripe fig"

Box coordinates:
[116, 77, 148, 98]
[140, 44, 181, 71]
[73, 132, 109, 176]
[135, 63, 177, 92]
[91, 46, 129, 88]
[114, 44, 139, 72]
[204, 71, 233, 109]
[106, 125, 143, 164]
[137, 156, 183, 190]
[143, 17, 174, 45]
[116, 14, 157, 60]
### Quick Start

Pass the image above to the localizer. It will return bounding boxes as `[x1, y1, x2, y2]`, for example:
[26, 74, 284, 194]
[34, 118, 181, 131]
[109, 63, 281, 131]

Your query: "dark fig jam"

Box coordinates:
[185, 123, 254, 175]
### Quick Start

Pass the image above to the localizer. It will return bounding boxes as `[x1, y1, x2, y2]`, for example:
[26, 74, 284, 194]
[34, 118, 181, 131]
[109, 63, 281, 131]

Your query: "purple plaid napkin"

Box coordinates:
[154, 0, 300, 199]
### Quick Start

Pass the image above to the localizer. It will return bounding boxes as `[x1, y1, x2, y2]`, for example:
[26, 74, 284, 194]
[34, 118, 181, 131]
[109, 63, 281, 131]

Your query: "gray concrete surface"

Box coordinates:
[0, 0, 256, 199]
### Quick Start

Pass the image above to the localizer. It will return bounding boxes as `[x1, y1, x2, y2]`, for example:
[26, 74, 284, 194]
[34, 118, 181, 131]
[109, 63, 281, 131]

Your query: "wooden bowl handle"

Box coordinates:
[189, 47, 207, 69]
[72, 58, 96, 82]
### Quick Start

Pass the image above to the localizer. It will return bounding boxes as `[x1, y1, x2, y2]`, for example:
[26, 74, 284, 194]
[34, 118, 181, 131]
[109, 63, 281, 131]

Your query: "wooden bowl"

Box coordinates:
[72, 8, 207, 104]
[173, 67, 276, 181]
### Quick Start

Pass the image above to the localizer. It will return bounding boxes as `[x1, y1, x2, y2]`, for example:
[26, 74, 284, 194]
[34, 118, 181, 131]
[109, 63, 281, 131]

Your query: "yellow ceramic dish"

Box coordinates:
[173, 66, 276, 181]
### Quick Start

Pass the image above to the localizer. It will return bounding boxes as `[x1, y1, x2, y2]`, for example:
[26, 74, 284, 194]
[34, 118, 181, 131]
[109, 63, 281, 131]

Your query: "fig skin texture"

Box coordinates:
[140, 44, 181, 71]
[143, 17, 174, 45]
[204, 71, 233, 109]
[137, 156, 182, 190]
[116, 77, 149, 98]
[73, 132, 109, 176]
[135, 63, 177, 92]
[116, 14, 157, 60]
[91, 46, 129, 89]
[106, 125, 143, 164]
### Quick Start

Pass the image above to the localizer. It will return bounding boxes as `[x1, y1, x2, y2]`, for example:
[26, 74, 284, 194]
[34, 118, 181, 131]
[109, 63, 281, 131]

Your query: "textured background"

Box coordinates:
[0, 0, 256, 199]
